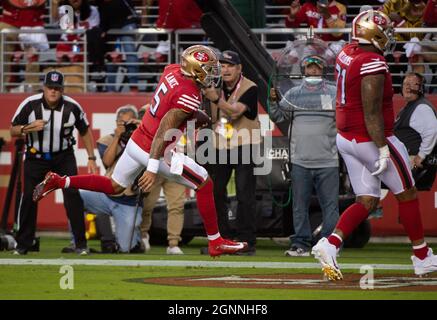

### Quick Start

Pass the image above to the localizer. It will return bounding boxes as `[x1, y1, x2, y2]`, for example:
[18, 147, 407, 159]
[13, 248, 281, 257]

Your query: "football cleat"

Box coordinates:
[311, 237, 343, 281]
[412, 248, 437, 276]
[208, 237, 247, 257]
[33, 171, 64, 202]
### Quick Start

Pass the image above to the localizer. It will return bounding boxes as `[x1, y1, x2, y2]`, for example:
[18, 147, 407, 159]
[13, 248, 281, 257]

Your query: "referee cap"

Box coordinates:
[44, 70, 64, 88]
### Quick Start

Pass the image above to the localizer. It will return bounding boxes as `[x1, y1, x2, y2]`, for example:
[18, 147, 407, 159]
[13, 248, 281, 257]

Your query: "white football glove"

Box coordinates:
[371, 145, 390, 176]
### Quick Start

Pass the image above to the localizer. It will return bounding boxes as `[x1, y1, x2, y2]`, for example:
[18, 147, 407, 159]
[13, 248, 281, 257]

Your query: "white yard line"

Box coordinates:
[0, 259, 412, 270]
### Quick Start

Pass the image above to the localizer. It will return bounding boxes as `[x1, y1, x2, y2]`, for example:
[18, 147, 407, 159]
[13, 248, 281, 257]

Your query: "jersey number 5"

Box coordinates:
[150, 82, 168, 116]
[336, 63, 346, 105]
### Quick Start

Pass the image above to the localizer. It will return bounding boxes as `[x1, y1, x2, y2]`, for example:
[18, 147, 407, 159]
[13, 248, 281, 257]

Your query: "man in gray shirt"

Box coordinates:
[270, 55, 339, 256]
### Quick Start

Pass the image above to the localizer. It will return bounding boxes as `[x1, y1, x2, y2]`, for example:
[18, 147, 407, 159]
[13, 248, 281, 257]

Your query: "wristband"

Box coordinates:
[379, 145, 390, 158]
[147, 158, 160, 173]
[88, 156, 97, 160]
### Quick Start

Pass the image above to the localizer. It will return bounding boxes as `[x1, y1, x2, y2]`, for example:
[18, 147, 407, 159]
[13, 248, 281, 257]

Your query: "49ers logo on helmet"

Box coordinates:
[193, 51, 209, 62]
[373, 14, 387, 26]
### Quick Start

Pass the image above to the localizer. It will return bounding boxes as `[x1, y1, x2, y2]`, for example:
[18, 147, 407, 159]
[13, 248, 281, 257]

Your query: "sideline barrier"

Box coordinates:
[0, 93, 436, 235]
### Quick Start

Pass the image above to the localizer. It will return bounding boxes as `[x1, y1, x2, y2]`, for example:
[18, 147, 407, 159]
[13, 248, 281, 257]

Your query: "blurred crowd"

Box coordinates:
[0, 0, 436, 93]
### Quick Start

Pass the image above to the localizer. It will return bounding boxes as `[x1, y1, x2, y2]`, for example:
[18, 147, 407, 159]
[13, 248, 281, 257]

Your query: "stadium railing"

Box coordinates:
[1, 27, 437, 92]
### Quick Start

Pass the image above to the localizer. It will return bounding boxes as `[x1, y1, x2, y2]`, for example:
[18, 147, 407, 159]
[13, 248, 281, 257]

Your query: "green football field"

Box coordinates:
[1, 237, 437, 300]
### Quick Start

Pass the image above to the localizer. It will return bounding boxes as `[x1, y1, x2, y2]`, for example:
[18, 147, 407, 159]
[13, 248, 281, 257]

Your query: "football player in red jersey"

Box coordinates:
[32, 45, 247, 257]
[311, 10, 437, 280]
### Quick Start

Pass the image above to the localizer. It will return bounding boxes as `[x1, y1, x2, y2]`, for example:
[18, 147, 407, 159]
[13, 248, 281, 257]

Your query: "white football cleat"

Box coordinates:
[311, 237, 343, 281]
[412, 248, 437, 276]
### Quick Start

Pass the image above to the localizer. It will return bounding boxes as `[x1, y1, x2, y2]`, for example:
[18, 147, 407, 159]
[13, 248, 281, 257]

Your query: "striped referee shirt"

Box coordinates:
[11, 93, 90, 153]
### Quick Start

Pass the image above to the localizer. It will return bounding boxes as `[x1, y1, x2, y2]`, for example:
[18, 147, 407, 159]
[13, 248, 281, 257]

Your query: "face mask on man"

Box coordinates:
[304, 76, 323, 85]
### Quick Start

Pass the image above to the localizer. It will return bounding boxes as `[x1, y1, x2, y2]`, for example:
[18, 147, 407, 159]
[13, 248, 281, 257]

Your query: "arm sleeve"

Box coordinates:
[239, 86, 258, 120]
[97, 142, 108, 159]
[409, 104, 437, 159]
[11, 103, 30, 126]
[359, 55, 389, 77]
[269, 88, 296, 123]
[174, 86, 201, 115]
[269, 100, 288, 123]
[73, 104, 90, 135]
[96, 134, 113, 158]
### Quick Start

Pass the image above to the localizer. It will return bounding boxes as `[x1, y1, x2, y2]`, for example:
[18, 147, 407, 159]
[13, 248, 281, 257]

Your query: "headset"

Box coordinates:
[401, 72, 426, 97]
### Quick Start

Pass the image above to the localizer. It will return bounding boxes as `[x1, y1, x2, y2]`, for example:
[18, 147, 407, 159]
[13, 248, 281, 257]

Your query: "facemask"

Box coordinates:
[304, 76, 323, 85]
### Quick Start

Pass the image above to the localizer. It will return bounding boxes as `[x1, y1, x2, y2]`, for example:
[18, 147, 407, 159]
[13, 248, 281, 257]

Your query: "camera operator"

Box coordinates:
[269, 55, 339, 257]
[394, 72, 437, 190]
[78, 105, 144, 253]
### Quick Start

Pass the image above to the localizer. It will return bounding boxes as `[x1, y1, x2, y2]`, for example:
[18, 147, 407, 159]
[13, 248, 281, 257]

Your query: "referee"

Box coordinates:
[10, 70, 98, 255]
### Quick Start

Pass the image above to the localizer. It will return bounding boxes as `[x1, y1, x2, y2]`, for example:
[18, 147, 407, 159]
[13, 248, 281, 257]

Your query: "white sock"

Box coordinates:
[207, 233, 221, 241]
[64, 176, 70, 188]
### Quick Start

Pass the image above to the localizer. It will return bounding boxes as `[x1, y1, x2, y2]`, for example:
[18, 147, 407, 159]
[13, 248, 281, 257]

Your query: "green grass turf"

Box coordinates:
[0, 237, 436, 300]
[0, 236, 418, 264]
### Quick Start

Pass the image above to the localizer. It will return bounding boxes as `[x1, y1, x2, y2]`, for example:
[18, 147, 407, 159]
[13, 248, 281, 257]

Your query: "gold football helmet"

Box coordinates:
[352, 9, 395, 53]
[180, 45, 221, 88]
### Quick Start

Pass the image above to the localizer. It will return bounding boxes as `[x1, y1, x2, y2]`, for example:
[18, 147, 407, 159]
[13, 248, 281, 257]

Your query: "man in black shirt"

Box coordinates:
[202, 50, 260, 255]
[10, 70, 98, 255]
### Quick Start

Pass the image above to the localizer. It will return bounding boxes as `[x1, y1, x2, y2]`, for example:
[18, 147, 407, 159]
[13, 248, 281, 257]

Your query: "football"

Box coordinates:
[194, 109, 212, 129]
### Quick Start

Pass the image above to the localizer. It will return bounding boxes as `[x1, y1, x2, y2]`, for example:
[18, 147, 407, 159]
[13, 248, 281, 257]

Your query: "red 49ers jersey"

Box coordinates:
[335, 42, 394, 142]
[131, 64, 201, 153]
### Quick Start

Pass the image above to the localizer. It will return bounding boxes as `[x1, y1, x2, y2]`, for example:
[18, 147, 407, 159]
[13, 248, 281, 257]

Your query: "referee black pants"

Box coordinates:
[16, 150, 87, 251]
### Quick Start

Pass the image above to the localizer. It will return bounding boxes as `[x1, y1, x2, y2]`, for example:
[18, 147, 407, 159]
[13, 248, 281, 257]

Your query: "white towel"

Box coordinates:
[403, 37, 422, 58]
[170, 151, 184, 175]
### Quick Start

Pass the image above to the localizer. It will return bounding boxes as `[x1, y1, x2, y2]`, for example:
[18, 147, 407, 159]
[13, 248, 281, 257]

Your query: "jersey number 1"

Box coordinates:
[336, 63, 346, 105]
[150, 82, 168, 116]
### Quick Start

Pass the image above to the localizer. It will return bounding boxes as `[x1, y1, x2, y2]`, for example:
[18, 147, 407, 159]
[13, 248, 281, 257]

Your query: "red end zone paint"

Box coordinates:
[140, 273, 437, 291]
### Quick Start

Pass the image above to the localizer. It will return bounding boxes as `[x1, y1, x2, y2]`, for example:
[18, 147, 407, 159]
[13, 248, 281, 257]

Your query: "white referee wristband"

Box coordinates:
[146, 158, 160, 173]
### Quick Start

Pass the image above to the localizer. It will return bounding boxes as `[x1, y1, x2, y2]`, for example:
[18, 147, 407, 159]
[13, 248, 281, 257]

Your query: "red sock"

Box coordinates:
[399, 199, 424, 242]
[67, 175, 116, 194]
[413, 243, 429, 260]
[399, 198, 428, 259]
[327, 234, 343, 249]
[195, 179, 219, 237]
[336, 202, 369, 240]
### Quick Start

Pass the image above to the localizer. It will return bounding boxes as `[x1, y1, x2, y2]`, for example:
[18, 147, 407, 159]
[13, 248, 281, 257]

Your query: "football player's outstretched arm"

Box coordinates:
[139, 108, 190, 192]
[362, 74, 390, 176]
[362, 74, 386, 148]
[149, 108, 190, 160]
